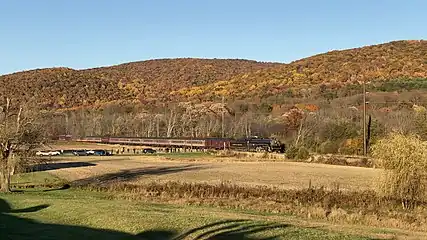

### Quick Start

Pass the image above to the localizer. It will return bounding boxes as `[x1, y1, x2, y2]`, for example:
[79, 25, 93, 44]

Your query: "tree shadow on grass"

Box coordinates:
[0, 198, 379, 240]
[0, 198, 289, 240]
[0, 198, 141, 240]
[72, 165, 205, 186]
[167, 219, 288, 240]
[26, 162, 97, 172]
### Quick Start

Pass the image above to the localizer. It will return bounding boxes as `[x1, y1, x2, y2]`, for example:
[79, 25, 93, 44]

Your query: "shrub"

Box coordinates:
[374, 78, 427, 92]
[318, 140, 339, 154]
[371, 133, 427, 209]
[286, 145, 310, 160]
[215, 150, 248, 158]
[285, 145, 298, 159]
[338, 138, 363, 155]
[261, 152, 269, 159]
[296, 147, 310, 160]
[319, 120, 359, 142]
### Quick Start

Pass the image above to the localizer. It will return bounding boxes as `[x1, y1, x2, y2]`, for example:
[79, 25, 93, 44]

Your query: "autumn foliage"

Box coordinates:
[1, 40, 426, 110]
[0, 59, 279, 109]
[175, 40, 427, 100]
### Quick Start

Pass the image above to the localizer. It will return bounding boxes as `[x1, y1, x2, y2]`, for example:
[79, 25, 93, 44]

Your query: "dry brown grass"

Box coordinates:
[79, 180, 427, 232]
[308, 154, 372, 168]
[372, 133, 427, 210]
[46, 155, 380, 191]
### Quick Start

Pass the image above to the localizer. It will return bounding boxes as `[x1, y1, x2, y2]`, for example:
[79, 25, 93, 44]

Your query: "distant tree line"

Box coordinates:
[42, 93, 427, 157]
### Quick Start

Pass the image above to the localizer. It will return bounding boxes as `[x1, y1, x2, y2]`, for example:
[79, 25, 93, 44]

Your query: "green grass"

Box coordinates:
[1, 189, 376, 240]
[11, 172, 64, 186]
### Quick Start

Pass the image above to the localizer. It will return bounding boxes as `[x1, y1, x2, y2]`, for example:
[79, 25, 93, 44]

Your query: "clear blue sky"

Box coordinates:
[1, 0, 426, 75]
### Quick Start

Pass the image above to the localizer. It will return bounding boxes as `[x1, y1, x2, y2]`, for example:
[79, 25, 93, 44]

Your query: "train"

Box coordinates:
[75, 136, 286, 153]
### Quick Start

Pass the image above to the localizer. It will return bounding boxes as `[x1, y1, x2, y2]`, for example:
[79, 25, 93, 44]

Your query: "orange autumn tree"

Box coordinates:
[283, 103, 320, 147]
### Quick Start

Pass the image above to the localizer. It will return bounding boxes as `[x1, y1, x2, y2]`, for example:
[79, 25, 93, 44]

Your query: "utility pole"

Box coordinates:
[363, 80, 367, 156]
[65, 113, 69, 136]
[221, 95, 225, 138]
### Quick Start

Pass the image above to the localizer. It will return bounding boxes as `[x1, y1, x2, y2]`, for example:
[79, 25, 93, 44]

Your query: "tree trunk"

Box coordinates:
[166, 109, 177, 138]
[366, 115, 372, 154]
[156, 117, 160, 137]
[0, 162, 11, 192]
[295, 117, 304, 147]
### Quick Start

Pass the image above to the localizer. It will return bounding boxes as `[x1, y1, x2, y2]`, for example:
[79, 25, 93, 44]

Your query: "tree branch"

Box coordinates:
[15, 107, 23, 134]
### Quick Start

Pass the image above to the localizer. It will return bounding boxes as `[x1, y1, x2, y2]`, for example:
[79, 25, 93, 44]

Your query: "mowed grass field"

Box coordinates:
[39, 154, 380, 191]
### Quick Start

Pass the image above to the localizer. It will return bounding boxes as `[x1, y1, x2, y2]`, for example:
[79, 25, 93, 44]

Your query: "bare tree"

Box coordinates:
[0, 98, 44, 192]
[164, 106, 181, 138]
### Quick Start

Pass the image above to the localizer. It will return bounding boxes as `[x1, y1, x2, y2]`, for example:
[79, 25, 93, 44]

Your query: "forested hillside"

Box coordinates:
[0, 59, 280, 109]
[1, 40, 426, 109]
[174, 40, 427, 101]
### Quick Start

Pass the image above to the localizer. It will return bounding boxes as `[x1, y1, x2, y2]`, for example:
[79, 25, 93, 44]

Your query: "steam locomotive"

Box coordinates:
[76, 136, 285, 153]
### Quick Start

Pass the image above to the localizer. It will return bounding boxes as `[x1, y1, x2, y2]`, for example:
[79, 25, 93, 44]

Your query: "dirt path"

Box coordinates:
[45, 155, 380, 191]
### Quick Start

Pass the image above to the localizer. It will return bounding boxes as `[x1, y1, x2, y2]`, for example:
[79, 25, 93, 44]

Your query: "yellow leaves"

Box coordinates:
[177, 87, 204, 97]
[338, 138, 363, 155]
[413, 104, 426, 113]
[290, 69, 307, 83]
[294, 103, 319, 112]
[267, 78, 282, 86]
[117, 81, 125, 90]
[58, 95, 66, 106]
[215, 89, 229, 97]
[189, 88, 204, 97]
[213, 80, 229, 87]
[294, 103, 305, 110]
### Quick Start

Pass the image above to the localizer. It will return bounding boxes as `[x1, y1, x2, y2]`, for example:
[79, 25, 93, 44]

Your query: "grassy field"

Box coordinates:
[5, 144, 426, 239]
[12, 171, 64, 186]
[1, 182, 397, 240]
[2, 164, 425, 239]
[43, 155, 380, 191]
